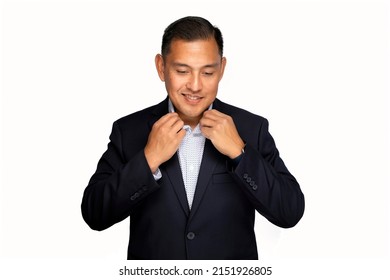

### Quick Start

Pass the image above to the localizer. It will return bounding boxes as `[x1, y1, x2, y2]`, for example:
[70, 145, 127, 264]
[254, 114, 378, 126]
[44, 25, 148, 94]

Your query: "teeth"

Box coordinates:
[185, 95, 201, 100]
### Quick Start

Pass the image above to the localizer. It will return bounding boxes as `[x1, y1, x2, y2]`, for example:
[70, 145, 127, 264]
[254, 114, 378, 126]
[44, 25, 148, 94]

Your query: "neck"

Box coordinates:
[178, 114, 200, 129]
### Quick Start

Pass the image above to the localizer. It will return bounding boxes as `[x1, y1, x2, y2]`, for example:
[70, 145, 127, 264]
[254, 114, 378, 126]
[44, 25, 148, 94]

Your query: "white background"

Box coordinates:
[1, 0, 389, 278]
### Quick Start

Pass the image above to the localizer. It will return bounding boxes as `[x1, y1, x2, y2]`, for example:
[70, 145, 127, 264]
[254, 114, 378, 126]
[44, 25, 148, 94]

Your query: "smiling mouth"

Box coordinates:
[182, 94, 203, 102]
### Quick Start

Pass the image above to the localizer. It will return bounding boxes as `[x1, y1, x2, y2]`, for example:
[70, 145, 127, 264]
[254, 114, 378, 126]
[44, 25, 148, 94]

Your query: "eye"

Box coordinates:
[176, 70, 188, 74]
[203, 72, 214, 76]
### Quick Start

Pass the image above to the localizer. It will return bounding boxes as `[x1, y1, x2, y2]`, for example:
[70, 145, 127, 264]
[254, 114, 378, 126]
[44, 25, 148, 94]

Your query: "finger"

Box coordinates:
[177, 128, 186, 140]
[171, 128, 186, 148]
[201, 111, 217, 122]
[163, 113, 182, 127]
[171, 117, 185, 133]
[156, 113, 179, 125]
[166, 114, 185, 130]
[199, 117, 215, 128]
[153, 112, 178, 128]
[203, 109, 226, 120]
[200, 111, 219, 126]
[200, 125, 212, 139]
[157, 113, 184, 132]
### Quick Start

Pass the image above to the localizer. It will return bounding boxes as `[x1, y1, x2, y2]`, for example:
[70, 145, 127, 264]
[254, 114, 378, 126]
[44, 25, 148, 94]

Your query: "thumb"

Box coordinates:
[177, 128, 186, 140]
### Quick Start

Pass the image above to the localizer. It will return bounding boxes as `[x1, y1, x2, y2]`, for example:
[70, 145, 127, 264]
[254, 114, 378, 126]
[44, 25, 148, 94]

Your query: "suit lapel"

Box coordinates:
[148, 97, 168, 128]
[163, 154, 190, 216]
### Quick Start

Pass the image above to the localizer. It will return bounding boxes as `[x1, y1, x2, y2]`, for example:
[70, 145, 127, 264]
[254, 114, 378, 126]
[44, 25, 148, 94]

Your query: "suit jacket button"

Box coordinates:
[250, 181, 255, 187]
[252, 184, 258, 190]
[246, 177, 252, 183]
[243, 173, 248, 179]
[187, 232, 195, 240]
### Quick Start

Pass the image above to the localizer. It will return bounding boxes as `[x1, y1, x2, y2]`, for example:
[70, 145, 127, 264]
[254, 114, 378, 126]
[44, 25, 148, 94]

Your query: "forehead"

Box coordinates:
[165, 39, 221, 65]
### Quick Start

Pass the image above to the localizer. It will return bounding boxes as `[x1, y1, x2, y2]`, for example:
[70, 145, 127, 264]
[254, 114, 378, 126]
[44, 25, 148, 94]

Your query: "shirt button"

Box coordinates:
[187, 232, 195, 240]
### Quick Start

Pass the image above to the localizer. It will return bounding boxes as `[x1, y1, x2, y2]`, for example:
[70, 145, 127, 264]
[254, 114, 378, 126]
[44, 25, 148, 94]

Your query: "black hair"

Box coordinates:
[161, 16, 223, 57]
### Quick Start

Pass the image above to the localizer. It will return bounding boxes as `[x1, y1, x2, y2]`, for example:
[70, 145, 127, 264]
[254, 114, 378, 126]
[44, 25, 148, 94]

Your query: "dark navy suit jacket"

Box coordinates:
[81, 98, 305, 259]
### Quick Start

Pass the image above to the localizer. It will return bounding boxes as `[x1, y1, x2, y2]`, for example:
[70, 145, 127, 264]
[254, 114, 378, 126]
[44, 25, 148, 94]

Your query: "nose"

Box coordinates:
[186, 73, 202, 92]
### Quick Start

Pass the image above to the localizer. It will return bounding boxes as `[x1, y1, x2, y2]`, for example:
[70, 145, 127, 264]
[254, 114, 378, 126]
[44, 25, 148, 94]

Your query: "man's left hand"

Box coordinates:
[200, 109, 245, 159]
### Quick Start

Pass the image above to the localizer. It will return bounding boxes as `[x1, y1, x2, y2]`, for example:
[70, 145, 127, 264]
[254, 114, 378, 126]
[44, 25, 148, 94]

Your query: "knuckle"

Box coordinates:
[152, 122, 160, 129]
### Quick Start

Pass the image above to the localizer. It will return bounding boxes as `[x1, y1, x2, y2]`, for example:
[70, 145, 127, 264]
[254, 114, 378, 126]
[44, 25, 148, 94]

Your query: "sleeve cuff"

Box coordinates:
[152, 168, 162, 181]
[230, 145, 245, 169]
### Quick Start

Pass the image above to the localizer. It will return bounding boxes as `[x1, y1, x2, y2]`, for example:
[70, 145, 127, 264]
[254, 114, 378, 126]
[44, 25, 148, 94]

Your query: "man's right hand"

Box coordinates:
[144, 113, 186, 173]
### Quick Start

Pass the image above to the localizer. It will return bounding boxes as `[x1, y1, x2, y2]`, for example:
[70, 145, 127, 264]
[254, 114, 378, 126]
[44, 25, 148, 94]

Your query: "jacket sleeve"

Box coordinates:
[232, 119, 305, 228]
[81, 121, 160, 231]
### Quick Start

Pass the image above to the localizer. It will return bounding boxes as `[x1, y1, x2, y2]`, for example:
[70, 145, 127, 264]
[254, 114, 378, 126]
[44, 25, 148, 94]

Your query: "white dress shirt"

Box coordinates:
[177, 123, 205, 209]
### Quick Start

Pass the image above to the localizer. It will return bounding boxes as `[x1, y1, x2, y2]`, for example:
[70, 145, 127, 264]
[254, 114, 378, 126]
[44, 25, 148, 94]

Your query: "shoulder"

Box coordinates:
[214, 98, 267, 125]
[114, 98, 167, 128]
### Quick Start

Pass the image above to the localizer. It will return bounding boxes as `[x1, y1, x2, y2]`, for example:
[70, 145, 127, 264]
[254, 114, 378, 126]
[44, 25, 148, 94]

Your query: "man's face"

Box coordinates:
[156, 38, 226, 127]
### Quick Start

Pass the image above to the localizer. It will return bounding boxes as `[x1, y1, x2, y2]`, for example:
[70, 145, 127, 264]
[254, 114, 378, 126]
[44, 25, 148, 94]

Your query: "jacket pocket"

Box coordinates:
[212, 173, 234, 184]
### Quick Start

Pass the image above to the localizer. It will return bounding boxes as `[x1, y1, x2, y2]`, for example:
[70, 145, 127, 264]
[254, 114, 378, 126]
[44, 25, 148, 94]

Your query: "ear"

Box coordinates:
[155, 54, 165, 81]
[219, 57, 227, 81]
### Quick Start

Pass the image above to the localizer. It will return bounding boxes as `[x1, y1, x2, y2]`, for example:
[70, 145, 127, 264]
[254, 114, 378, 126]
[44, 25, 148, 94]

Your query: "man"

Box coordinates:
[81, 16, 304, 260]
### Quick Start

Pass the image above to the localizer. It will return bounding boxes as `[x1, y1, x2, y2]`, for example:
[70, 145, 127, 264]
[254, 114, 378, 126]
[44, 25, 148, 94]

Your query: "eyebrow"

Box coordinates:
[172, 62, 220, 68]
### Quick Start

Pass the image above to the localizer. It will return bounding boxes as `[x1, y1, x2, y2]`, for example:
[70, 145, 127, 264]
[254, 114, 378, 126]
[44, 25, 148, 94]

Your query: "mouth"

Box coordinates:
[182, 94, 203, 103]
